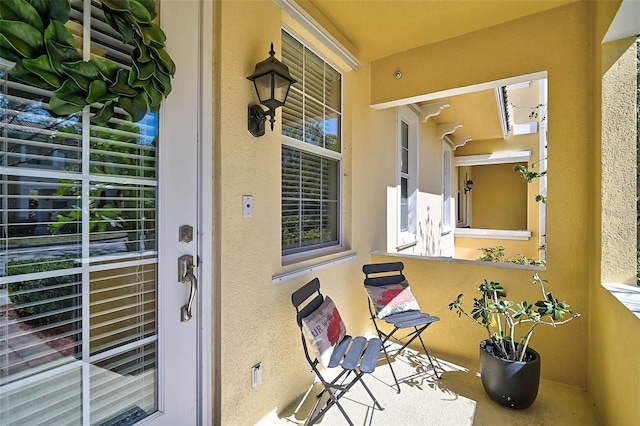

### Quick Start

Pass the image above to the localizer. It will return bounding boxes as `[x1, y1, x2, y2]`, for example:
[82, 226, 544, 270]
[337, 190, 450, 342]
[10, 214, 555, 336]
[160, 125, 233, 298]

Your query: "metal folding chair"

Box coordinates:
[292, 278, 384, 425]
[362, 261, 440, 393]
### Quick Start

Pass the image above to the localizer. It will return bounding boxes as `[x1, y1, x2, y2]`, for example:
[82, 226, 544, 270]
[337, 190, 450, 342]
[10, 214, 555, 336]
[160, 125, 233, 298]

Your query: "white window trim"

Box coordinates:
[396, 105, 418, 248]
[281, 29, 344, 261]
[442, 142, 453, 235]
[453, 150, 532, 167]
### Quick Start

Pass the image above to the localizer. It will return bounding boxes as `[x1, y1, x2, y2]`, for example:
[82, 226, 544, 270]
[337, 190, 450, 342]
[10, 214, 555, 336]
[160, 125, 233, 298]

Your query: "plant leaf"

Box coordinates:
[30, 0, 71, 23]
[133, 58, 155, 80]
[153, 46, 175, 76]
[44, 19, 76, 48]
[90, 57, 120, 82]
[129, 0, 152, 22]
[143, 80, 162, 107]
[8, 59, 55, 89]
[0, 0, 44, 32]
[0, 20, 45, 58]
[109, 68, 138, 96]
[53, 77, 88, 106]
[133, 43, 151, 63]
[45, 39, 82, 74]
[90, 100, 115, 124]
[86, 79, 118, 103]
[127, 65, 146, 87]
[22, 54, 61, 86]
[49, 93, 83, 115]
[140, 23, 166, 46]
[119, 90, 148, 122]
[136, 0, 157, 19]
[60, 60, 101, 91]
[101, 0, 131, 12]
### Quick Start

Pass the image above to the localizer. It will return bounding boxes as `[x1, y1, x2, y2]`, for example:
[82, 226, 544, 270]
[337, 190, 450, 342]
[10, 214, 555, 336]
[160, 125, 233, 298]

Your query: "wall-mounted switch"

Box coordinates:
[243, 195, 253, 217]
[251, 362, 262, 388]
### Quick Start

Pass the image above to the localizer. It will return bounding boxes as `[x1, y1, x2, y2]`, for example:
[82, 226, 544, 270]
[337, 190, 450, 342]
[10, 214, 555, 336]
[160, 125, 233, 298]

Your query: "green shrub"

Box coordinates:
[7, 257, 79, 326]
[477, 246, 546, 267]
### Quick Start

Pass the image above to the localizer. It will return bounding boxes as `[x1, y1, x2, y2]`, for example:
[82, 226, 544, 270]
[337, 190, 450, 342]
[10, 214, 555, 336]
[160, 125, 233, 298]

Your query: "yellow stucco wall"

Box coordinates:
[589, 37, 639, 425]
[369, 0, 596, 389]
[211, 1, 638, 425]
[470, 162, 528, 230]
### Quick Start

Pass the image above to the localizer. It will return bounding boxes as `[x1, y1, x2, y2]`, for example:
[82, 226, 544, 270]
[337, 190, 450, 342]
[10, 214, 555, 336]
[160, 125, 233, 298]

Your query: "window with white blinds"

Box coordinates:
[1, 1, 159, 424]
[281, 30, 341, 256]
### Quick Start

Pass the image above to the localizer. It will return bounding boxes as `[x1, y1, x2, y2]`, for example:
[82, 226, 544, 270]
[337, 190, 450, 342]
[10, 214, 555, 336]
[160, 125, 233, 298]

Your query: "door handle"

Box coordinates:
[178, 254, 198, 322]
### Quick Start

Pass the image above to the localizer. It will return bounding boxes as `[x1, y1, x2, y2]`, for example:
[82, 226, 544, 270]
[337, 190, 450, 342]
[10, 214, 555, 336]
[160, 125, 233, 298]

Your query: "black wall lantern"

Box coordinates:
[247, 43, 297, 137]
[465, 179, 474, 194]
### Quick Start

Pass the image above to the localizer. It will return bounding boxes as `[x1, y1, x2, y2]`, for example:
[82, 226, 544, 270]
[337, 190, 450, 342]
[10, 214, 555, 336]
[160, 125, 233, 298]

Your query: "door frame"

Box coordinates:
[192, 0, 214, 424]
[159, 0, 214, 424]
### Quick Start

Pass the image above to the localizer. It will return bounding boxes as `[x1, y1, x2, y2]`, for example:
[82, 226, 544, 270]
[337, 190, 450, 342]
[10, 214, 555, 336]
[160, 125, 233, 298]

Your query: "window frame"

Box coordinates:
[280, 29, 344, 260]
[396, 105, 418, 248]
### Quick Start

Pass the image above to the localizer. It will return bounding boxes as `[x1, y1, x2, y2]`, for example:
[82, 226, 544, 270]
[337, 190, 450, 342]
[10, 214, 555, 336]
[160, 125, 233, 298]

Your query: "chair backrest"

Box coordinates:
[362, 262, 406, 287]
[292, 277, 324, 327]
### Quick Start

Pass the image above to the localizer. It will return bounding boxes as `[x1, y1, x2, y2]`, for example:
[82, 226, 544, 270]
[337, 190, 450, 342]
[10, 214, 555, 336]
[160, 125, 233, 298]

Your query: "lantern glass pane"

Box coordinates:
[274, 74, 291, 104]
[254, 74, 272, 103]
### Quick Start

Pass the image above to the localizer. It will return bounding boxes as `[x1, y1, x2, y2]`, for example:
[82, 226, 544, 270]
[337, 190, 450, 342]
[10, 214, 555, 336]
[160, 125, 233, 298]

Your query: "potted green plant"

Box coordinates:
[447, 274, 580, 409]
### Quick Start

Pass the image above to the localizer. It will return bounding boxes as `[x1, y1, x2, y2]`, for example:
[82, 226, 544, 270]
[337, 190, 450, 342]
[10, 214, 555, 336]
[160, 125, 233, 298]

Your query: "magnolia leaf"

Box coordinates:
[0, 42, 22, 62]
[140, 23, 166, 46]
[86, 79, 118, 103]
[133, 58, 155, 80]
[136, 0, 157, 20]
[31, 0, 71, 23]
[119, 90, 148, 122]
[44, 19, 76, 48]
[60, 60, 101, 91]
[133, 43, 152, 63]
[109, 68, 138, 96]
[144, 80, 162, 107]
[90, 100, 115, 125]
[23, 54, 61, 86]
[8, 59, 55, 89]
[101, 0, 131, 12]
[153, 67, 171, 95]
[45, 39, 82, 74]
[129, 0, 152, 22]
[127, 65, 146, 88]
[53, 78, 88, 106]
[0, 0, 44, 32]
[112, 12, 134, 44]
[153, 46, 176, 76]
[49, 94, 84, 115]
[0, 20, 44, 58]
[90, 57, 120, 82]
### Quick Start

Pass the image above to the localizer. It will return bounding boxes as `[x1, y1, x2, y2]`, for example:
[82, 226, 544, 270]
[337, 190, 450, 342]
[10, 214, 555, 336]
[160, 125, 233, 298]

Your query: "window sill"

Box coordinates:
[454, 228, 532, 241]
[274, 249, 356, 284]
[602, 282, 640, 320]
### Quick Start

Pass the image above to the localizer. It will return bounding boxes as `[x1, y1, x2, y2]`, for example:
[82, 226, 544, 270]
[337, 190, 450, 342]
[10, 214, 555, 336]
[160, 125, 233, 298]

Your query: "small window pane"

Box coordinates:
[325, 65, 341, 112]
[304, 97, 324, 147]
[282, 32, 303, 92]
[325, 109, 341, 152]
[282, 89, 303, 140]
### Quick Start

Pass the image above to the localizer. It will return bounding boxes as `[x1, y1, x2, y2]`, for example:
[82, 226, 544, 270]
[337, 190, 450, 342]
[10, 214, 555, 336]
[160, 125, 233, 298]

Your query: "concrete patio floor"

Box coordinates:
[262, 343, 599, 426]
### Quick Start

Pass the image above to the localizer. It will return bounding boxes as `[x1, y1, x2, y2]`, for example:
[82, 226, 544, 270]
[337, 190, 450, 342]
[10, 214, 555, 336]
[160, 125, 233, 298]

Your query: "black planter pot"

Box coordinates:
[479, 339, 541, 409]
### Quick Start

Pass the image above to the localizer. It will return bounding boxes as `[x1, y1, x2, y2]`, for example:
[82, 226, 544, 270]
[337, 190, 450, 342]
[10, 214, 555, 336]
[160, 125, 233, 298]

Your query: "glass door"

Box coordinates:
[0, 0, 200, 424]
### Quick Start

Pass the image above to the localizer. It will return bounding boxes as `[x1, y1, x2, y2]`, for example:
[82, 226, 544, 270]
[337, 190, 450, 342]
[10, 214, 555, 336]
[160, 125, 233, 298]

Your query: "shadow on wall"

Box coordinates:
[418, 206, 442, 257]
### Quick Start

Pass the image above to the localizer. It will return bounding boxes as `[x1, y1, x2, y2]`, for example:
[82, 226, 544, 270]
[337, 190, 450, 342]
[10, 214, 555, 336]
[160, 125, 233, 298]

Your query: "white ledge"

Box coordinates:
[454, 150, 532, 167]
[602, 283, 640, 320]
[438, 122, 463, 139]
[273, 252, 356, 284]
[454, 228, 532, 241]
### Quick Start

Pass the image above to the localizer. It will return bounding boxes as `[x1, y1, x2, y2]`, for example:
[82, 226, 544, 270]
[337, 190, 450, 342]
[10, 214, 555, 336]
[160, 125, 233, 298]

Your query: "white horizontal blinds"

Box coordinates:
[281, 30, 341, 255]
[281, 147, 339, 253]
[0, 0, 159, 424]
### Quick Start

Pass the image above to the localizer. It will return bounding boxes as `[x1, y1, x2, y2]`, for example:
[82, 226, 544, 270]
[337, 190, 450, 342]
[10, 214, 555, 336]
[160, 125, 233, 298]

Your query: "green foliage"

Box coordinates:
[513, 163, 547, 203]
[477, 246, 546, 267]
[0, 0, 175, 123]
[7, 257, 78, 326]
[448, 274, 579, 361]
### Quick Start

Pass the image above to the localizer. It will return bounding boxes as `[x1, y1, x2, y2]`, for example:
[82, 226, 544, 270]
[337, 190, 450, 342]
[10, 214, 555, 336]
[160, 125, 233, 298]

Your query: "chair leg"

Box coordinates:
[416, 331, 441, 379]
